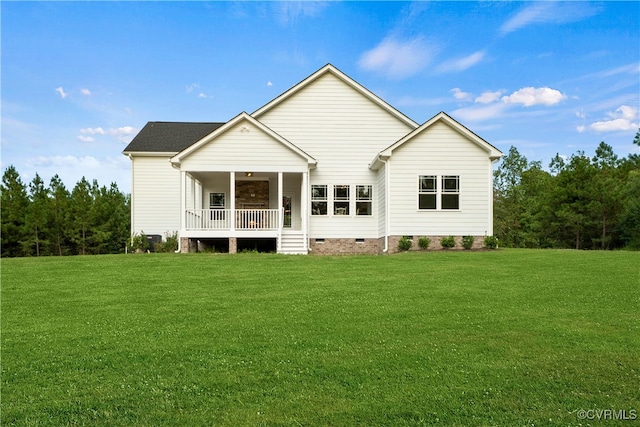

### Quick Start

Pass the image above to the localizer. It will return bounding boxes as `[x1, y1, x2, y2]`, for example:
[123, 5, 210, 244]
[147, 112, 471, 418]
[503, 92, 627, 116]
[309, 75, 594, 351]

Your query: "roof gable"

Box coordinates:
[252, 64, 418, 128]
[170, 112, 317, 167]
[123, 122, 224, 154]
[370, 112, 503, 169]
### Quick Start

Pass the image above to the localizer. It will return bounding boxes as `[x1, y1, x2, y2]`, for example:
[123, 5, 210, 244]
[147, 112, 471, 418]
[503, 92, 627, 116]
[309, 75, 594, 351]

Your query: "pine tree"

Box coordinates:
[49, 175, 71, 256]
[26, 174, 50, 256]
[1, 166, 30, 257]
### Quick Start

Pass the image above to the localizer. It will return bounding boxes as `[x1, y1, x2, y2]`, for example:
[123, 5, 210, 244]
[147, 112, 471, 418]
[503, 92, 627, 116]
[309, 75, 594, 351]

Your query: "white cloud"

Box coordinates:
[475, 90, 504, 104]
[272, 2, 329, 26]
[198, 93, 209, 98]
[451, 102, 508, 122]
[81, 88, 91, 96]
[77, 126, 136, 143]
[267, 81, 273, 87]
[358, 36, 437, 79]
[29, 155, 102, 169]
[500, 2, 600, 35]
[450, 88, 473, 102]
[501, 87, 567, 107]
[55, 87, 68, 99]
[589, 105, 639, 132]
[437, 50, 486, 73]
[186, 83, 200, 93]
[576, 125, 586, 133]
[80, 127, 106, 135]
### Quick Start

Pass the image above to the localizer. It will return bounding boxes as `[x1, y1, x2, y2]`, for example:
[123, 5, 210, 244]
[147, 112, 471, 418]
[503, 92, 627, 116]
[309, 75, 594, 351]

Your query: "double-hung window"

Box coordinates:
[356, 185, 372, 215]
[333, 185, 350, 215]
[418, 175, 460, 210]
[418, 176, 437, 210]
[441, 176, 460, 210]
[311, 185, 328, 215]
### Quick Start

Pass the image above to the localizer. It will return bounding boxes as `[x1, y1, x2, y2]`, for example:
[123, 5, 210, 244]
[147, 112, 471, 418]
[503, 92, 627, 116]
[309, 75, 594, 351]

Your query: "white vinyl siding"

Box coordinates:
[258, 72, 414, 238]
[179, 121, 308, 172]
[131, 156, 180, 236]
[388, 121, 493, 236]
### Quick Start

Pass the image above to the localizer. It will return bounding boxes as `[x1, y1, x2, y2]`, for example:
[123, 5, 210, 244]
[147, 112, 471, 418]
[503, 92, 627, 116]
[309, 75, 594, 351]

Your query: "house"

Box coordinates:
[123, 64, 503, 254]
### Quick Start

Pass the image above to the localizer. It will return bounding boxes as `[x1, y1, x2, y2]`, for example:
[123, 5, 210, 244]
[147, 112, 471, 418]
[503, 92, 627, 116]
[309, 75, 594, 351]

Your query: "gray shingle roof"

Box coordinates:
[123, 122, 225, 153]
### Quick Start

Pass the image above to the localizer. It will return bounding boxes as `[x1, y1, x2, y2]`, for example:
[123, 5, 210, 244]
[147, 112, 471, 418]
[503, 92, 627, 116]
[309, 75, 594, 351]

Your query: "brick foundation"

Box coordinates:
[309, 238, 382, 255]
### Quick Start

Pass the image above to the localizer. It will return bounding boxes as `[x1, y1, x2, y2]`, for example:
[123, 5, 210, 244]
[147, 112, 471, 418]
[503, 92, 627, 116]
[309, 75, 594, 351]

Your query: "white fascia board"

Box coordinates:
[123, 151, 176, 157]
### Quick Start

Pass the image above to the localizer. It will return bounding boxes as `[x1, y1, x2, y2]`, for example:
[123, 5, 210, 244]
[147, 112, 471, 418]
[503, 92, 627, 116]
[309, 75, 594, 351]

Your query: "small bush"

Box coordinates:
[129, 232, 149, 253]
[418, 237, 431, 250]
[440, 236, 456, 249]
[484, 235, 499, 249]
[398, 236, 413, 252]
[155, 231, 179, 253]
[462, 235, 475, 250]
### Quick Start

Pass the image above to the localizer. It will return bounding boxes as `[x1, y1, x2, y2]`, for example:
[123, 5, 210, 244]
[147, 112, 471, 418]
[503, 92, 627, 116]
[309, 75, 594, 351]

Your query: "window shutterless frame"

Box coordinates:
[356, 185, 373, 215]
[311, 185, 328, 215]
[418, 175, 437, 210]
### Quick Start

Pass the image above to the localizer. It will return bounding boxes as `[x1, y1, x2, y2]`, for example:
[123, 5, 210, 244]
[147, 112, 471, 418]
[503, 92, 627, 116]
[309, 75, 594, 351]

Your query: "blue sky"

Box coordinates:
[2, 1, 639, 191]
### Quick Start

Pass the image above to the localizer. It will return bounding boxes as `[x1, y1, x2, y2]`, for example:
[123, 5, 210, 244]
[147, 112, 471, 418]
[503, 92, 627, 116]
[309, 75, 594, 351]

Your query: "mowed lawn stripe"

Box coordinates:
[2, 250, 638, 426]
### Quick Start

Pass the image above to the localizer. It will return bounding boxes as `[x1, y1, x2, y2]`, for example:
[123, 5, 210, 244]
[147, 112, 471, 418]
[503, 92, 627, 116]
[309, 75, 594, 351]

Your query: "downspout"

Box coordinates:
[380, 156, 390, 253]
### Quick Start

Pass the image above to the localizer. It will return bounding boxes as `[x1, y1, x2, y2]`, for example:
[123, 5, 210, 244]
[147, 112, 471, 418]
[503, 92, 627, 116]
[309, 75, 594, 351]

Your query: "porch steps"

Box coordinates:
[279, 231, 308, 255]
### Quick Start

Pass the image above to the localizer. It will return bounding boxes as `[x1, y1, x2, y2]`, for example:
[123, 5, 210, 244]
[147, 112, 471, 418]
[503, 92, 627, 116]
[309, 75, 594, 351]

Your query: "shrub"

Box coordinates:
[129, 232, 148, 253]
[440, 236, 456, 249]
[462, 235, 475, 250]
[398, 236, 413, 252]
[155, 231, 179, 253]
[418, 237, 431, 250]
[484, 235, 499, 249]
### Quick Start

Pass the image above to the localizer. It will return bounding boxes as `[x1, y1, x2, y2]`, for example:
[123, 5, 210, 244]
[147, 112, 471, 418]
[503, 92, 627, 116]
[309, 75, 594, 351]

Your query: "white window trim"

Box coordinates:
[417, 175, 461, 211]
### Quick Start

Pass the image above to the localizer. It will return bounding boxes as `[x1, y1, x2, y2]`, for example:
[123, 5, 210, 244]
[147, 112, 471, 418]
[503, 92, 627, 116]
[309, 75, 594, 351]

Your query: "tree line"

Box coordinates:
[2, 132, 638, 256]
[493, 132, 640, 250]
[1, 166, 130, 257]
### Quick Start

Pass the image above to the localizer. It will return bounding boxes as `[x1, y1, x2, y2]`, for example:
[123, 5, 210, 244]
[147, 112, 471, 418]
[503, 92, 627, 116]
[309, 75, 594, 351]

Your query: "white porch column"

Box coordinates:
[301, 171, 308, 247]
[180, 170, 186, 232]
[230, 171, 236, 232]
[278, 172, 283, 228]
[189, 174, 196, 209]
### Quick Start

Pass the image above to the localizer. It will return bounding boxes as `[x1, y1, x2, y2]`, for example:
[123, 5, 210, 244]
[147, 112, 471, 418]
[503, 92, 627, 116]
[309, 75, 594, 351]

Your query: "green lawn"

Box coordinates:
[2, 250, 638, 426]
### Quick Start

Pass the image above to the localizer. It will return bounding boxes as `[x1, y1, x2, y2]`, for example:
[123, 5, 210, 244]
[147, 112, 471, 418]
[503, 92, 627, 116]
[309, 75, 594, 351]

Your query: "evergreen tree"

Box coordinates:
[1, 166, 29, 257]
[70, 177, 93, 255]
[26, 174, 50, 256]
[48, 175, 71, 256]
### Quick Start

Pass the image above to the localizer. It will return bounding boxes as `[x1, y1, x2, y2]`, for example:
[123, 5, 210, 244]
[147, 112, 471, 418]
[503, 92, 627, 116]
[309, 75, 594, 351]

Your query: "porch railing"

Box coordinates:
[185, 209, 280, 231]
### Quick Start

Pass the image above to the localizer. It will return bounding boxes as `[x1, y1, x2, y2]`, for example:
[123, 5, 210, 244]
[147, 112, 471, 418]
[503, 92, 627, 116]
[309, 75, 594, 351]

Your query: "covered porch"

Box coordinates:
[179, 170, 309, 253]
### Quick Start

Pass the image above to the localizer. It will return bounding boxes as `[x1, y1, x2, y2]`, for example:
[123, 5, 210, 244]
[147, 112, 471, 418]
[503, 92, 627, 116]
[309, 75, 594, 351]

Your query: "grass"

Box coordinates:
[1, 250, 639, 426]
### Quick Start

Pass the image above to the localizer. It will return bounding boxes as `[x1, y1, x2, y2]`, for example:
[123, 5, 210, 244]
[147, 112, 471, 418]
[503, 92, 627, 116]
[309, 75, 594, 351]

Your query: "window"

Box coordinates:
[209, 192, 226, 220]
[333, 185, 350, 215]
[209, 192, 225, 208]
[441, 176, 460, 210]
[311, 185, 327, 215]
[418, 176, 437, 210]
[356, 185, 372, 215]
[418, 175, 460, 210]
